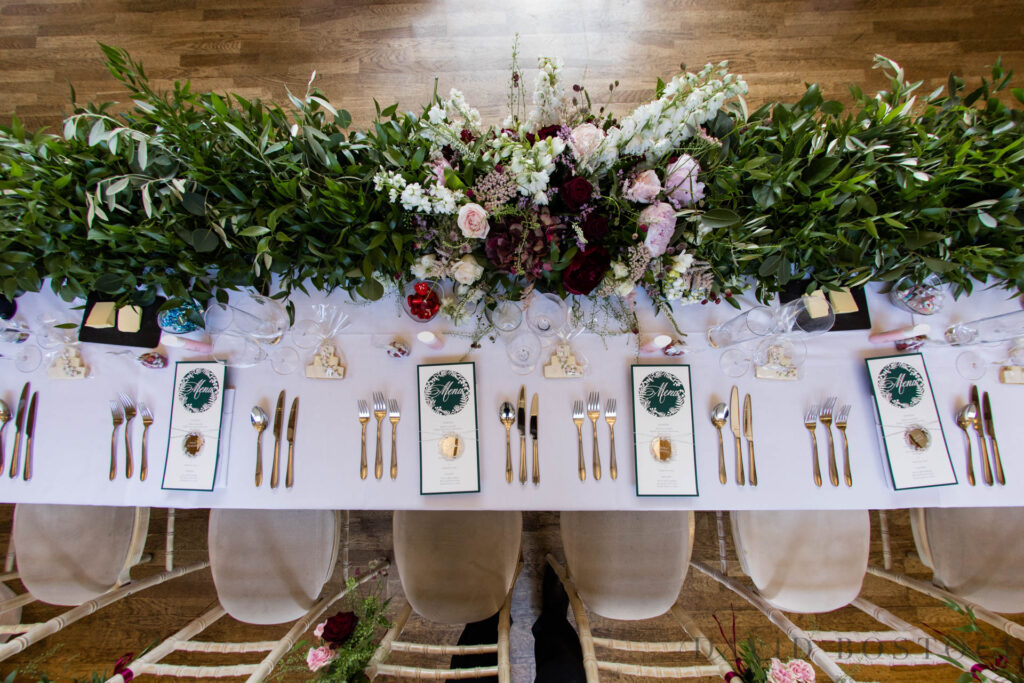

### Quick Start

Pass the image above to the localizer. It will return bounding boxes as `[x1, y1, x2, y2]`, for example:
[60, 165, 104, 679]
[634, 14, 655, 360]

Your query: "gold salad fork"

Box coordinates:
[373, 392, 386, 480]
[388, 399, 400, 480]
[586, 391, 601, 480]
[572, 400, 586, 481]
[836, 404, 852, 487]
[606, 398, 618, 481]
[139, 402, 153, 482]
[820, 396, 838, 486]
[804, 404, 822, 487]
[119, 393, 136, 479]
[109, 400, 123, 481]
[358, 400, 370, 480]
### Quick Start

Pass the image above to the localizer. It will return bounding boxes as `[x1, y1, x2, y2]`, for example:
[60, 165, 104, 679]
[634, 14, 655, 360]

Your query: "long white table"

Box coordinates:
[1, 282, 1021, 510]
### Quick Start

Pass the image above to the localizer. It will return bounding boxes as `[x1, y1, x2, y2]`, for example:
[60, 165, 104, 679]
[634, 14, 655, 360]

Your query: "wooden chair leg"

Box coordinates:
[877, 510, 892, 570]
[545, 554, 599, 683]
[165, 508, 176, 572]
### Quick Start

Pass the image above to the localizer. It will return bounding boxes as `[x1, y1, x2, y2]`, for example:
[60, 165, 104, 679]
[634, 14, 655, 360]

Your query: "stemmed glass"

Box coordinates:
[485, 300, 523, 336]
[776, 297, 836, 336]
[526, 293, 568, 340]
[0, 320, 39, 372]
[706, 306, 775, 349]
[505, 330, 542, 375]
[205, 294, 297, 374]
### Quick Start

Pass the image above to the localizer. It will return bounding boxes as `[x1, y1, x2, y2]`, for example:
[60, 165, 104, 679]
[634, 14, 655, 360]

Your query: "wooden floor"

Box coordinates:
[2, 0, 1024, 680]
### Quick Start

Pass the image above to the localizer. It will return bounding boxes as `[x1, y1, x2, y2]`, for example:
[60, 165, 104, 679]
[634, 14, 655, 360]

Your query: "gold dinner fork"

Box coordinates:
[358, 400, 370, 480]
[587, 391, 601, 481]
[109, 400, 123, 481]
[804, 404, 822, 487]
[836, 404, 852, 487]
[572, 400, 586, 481]
[139, 402, 153, 482]
[820, 396, 838, 487]
[605, 398, 617, 481]
[373, 392, 386, 480]
[388, 399, 400, 480]
[119, 393, 136, 480]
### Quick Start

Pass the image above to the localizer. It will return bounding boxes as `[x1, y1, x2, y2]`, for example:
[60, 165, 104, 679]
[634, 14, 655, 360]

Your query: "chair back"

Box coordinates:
[209, 509, 339, 624]
[561, 510, 693, 620]
[731, 509, 869, 613]
[393, 510, 521, 624]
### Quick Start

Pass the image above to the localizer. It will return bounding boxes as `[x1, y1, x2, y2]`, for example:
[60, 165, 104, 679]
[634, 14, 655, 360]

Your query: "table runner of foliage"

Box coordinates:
[0, 44, 1021, 319]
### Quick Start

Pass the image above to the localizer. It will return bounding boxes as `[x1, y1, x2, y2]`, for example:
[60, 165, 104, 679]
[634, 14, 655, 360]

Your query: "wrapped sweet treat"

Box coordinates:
[138, 351, 168, 369]
[386, 338, 410, 358]
[662, 338, 688, 357]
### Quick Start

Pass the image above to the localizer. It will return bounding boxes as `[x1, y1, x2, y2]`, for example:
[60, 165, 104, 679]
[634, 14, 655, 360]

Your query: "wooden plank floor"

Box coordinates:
[2, 0, 1024, 680]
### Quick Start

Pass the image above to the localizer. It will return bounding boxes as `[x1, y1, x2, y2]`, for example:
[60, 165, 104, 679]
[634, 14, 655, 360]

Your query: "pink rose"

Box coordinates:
[306, 645, 335, 672]
[767, 658, 796, 683]
[787, 660, 815, 682]
[429, 157, 451, 187]
[639, 202, 676, 257]
[664, 154, 705, 208]
[313, 621, 326, 638]
[457, 202, 490, 239]
[623, 169, 662, 203]
[569, 123, 604, 159]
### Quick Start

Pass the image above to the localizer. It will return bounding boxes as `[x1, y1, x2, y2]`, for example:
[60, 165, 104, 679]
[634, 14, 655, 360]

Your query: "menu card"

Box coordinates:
[631, 365, 698, 496]
[417, 362, 480, 495]
[162, 361, 226, 491]
[866, 353, 956, 490]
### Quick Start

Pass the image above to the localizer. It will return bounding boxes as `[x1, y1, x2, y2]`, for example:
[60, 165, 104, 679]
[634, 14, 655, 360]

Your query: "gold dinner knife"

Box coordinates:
[743, 393, 756, 486]
[270, 390, 284, 488]
[9, 382, 28, 480]
[983, 392, 1004, 485]
[517, 386, 527, 484]
[23, 392, 36, 481]
[730, 386, 744, 486]
[530, 393, 539, 485]
[970, 385, 993, 486]
[286, 396, 298, 488]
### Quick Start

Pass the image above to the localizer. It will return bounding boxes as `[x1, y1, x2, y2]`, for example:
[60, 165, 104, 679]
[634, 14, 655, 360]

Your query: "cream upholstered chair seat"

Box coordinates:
[910, 507, 1024, 613]
[13, 504, 148, 606]
[561, 510, 693, 621]
[209, 509, 340, 625]
[393, 510, 521, 625]
[731, 509, 869, 613]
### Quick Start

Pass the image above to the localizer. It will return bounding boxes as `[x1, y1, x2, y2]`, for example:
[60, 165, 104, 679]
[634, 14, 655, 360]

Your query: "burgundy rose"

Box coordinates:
[460, 129, 475, 143]
[563, 246, 611, 295]
[560, 177, 593, 211]
[581, 213, 609, 242]
[322, 611, 358, 648]
[536, 124, 562, 140]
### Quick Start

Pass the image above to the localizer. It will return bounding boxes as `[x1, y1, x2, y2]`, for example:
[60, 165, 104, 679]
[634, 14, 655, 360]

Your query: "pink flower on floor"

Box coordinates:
[638, 202, 677, 257]
[623, 169, 662, 203]
[787, 659, 816, 681]
[306, 645, 336, 672]
[767, 658, 796, 683]
[313, 621, 326, 638]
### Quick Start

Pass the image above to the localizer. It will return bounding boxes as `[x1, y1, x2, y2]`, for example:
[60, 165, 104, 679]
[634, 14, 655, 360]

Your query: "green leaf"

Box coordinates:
[921, 256, 957, 273]
[238, 225, 271, 237]
[182, 192, 206, 216]
[803, 157, 841, 185]
[191, 229, 220, 252]
[356, 277, 384, 301]
[978, 211, 998, 228]
[752, 184, 775, 209]
[94, 273, 124, 293]
[700, 209, 741, 230]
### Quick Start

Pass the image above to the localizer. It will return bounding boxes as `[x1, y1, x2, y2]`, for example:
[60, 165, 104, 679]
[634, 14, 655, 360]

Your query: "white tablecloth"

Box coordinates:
[1, 282, 1021, 510]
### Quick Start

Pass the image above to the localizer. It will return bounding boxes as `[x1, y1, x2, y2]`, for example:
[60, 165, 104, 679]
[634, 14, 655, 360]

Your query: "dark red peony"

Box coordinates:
[485, 219, 548, 278]
[563, 246, 611, 295]
[560, 177, 593, 211]
[322, 611, 358, 648]
[581, 213, 610, 242]
[536, 124, 563, 140]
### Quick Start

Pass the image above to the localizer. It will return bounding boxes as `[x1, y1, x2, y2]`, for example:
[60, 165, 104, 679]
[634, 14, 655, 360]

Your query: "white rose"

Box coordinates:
[570, 123, 605, 159]
[614, 280, 636, 297]
[457, 203, 490, 239]
[611, 261, 629, 279]
[411, 254, 437, 279]
[671, 252, 695, 273]
[451, 255, 484, 285]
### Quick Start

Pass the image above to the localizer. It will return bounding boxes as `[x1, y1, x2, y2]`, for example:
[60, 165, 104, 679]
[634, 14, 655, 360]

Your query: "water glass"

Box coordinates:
[505, 330, 542, 375]
[526, 293, 568, 338]
[706, 306, 775, 348]
[944, 310, 1024, 345]
[485, 300, 523, 335]
[778, 297, 835, 336]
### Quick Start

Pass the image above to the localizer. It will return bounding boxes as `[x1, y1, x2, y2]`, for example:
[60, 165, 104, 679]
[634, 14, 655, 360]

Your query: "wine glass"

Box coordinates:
[706, 306, 775, 348]
[485, 300, 523, 335]
[526, 293, 568, 338]
[0, 344, 41, 373]
[505, 330, 542, 375]
[778, 297, 835, 336]
[754, 336, 806, 380]
[719, 346, 753, 378]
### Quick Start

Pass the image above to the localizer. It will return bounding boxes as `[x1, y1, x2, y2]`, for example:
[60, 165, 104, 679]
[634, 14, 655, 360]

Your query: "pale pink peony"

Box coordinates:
[767, 658, 796, 683]
[639, 202, 677, 257]
[429, 157, 451, 187]
[569, 123, 605, 159]
[313, 621, 326, 639]
[787, 659, 816, 682]
[457, 202, 490, 239]
[664, 154, 705, 207]
[623, 169, 662, 204]
[306, 645, 335, 672]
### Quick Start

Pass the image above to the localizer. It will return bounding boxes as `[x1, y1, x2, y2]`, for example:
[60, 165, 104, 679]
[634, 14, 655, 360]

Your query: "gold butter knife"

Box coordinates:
[730, 386, 744, 486]
[271, 390, 284, 488]
[743, 393, 756, 487]
[983, 392, 1004, 485]
[970, 385, 992, 486]
[286, 396, 298, 488]
[23, 392, 37, 481]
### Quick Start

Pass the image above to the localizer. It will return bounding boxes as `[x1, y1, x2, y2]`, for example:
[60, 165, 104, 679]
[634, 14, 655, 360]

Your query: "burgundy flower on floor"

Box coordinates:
[581, 213, 610, 242]
[560, 177, 593, 211]
[563, 246, 611, 295]
[322, 611, 358, 648]
[113, 653, 135, 682]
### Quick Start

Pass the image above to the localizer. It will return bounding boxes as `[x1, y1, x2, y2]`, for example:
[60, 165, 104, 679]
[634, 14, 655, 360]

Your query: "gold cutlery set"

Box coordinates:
[357, 392, 400, 480]
[251, 390, 299, 488]
[711, 386, 757, 486]
[2, 382, 37, 481]
[108, 392, 152, 481]
[803, 396, 852, 487]
[955, 385, 1004, 486]
[498, 386, 540, 485]
[570, 391, 616, 481]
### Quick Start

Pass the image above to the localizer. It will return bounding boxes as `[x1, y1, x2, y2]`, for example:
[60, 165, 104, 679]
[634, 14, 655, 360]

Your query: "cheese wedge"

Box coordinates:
[85, 301, 117, 328]
[829, 287, 859, 314]
[117, 305, 142, 333]
[802, 291, 830, 319]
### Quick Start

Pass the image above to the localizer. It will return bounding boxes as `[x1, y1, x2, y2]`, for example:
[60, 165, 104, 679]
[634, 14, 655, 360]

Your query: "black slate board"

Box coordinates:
[778, 281, 871, 332]
[77, 295, 165, 348]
